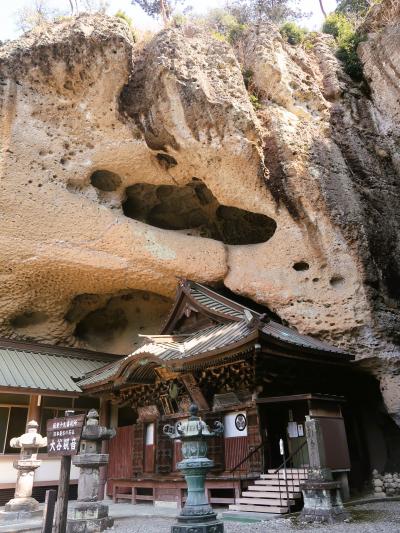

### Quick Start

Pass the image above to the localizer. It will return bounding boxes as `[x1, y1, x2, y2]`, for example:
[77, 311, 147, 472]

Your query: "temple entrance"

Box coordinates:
[257, 394, 350, 475]
[259, 399, 309, 470]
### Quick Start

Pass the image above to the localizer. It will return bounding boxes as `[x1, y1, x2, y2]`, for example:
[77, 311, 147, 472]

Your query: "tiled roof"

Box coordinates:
[188, 287, 244, 319]
[79, 281, 351, 389]
[187, 282, 346, 355]
[78, 360, 122, 388]
[78, 321, 256, 388]
[0, 345, 114, 393]
[261, 321, 345, 354]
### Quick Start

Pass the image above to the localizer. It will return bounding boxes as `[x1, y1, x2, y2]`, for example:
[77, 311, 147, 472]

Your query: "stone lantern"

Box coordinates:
[67, 409, 115, 533]
[2, 420, 47, 520]
[164, 404, 224, 533]
[300, 417, 349, 523]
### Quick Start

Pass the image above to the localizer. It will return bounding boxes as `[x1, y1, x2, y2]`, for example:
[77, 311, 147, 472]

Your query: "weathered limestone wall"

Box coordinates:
[0, 4, 399, 414]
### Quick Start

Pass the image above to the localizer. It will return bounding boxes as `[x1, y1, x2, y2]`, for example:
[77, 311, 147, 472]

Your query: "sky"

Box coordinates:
[0, 0, 338, 42]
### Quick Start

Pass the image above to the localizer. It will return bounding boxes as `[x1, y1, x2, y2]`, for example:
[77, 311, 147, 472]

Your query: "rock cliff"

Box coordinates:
[0, 3, 399, 414]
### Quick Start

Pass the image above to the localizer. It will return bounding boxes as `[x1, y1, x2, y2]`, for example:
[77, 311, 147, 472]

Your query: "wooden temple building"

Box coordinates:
[77, 280, 392, 514]
[0, 339, 117, 505]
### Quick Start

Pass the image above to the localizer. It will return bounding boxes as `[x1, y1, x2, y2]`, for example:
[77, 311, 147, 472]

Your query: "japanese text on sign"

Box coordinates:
[46, 414, 85, 456]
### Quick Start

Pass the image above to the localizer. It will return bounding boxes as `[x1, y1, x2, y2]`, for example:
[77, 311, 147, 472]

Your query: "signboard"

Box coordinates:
[46, 414, 85, 456]
[224, 412, 248, 437]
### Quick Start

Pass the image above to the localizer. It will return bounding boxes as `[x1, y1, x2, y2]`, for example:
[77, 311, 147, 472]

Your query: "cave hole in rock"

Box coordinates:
[90, 170, 122, 192]
[68, 290, 173, 354]
[293, 261, 310, 272]
[156, 153, 177, 170]
[122, 179, 277, 245]
[11, 311, 48, 329]
[330, 275, 345, 288]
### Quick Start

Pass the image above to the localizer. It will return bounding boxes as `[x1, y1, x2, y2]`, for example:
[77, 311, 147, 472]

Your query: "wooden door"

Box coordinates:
[156, 419, 173, 474]
[132, 422, 144, 474]
[247, 407, 263, 473]
[108, 426, 134, 479]
[286, 403, 309, 467]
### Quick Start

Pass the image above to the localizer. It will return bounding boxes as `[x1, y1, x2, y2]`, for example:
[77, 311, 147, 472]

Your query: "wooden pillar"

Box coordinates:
[54, 410, 74, 533]
[98, 398, 110, 500]
[28, 395, 41, 426]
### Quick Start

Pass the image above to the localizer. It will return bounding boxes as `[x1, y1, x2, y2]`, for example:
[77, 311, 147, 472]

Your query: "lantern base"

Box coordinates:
[172, 513, 224, 533]
[172, 521, 224, 533]
[0, 508, 42, 523]
[4, 497, 40, 513]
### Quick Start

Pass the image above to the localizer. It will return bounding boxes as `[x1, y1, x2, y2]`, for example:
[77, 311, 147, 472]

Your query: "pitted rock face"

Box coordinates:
[0, 9, 399, 415]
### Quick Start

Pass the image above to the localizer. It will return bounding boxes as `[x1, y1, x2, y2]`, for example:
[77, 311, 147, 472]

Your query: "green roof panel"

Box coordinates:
[0, 347, 112, 394]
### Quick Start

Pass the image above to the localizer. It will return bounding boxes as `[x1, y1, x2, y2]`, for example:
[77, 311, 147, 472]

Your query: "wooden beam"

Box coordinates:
[181, 373, 209, 410]
[256, 393, 346, 405]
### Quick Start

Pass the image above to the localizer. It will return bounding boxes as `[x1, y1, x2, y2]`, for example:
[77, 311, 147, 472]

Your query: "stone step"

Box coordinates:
[260, 473, 308, 480]
[228, 504, 289, 514]
[237, 497, 295, 506]
[254, 480, 301, 488]
[267, 468, 307, 473]
[242, 490, 301, 499]
[248, 485, 301, 494]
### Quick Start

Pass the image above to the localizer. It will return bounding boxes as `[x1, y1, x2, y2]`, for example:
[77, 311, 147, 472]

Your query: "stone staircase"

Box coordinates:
[228, 468, 307, 514]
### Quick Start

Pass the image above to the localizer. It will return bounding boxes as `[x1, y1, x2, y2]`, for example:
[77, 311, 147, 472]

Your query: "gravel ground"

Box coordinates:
[111, 501, 400, 532]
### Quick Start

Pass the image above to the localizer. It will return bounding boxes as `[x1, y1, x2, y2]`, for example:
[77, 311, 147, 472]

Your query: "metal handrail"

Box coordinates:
[274, 440, 307, 474]
[274, 439, 308, 513]
[229, 441, 265, 473]
[230, 441, 265, 506]
[230, 439, 308, 510]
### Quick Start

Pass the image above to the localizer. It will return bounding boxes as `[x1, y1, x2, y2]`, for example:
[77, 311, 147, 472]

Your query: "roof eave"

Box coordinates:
[260, 330, 353, 363]
[81, 329, 260, 391]
[0, 384, 81, 397]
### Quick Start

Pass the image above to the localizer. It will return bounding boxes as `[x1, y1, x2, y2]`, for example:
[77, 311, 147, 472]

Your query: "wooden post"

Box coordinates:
[41, 489, 56, 533]
[28, 395, 41, 425]
[54, 410, 74, 533]
[98, 399, 110, 500]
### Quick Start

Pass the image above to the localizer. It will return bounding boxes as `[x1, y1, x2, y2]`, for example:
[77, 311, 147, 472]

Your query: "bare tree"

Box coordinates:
[79, 0, 109, 14]
[319, 0, 327, 17]
[15, 0, 61, 33]
[15, 0, 111, 34]
[131, 0, 186, 26]
[68, 0, 78, 15]
[225, 0, 309, 25]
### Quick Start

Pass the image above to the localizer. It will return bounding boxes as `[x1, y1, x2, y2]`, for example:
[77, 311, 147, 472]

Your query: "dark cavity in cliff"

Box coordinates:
[122, 179, 277, 246]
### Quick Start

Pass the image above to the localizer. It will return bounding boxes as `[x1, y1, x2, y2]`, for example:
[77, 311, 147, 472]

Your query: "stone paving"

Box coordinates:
[112, 501, 400, 533]
[1, 500, 400, 532]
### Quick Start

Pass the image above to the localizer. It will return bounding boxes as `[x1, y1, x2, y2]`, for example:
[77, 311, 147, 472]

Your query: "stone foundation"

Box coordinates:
[0, 509, 42, 523]
[300, 481, 350, 523]
[66, 516, 113, 533]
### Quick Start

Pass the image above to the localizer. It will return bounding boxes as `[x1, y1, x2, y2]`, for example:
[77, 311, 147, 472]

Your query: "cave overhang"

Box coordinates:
[78, 279, 353, 396]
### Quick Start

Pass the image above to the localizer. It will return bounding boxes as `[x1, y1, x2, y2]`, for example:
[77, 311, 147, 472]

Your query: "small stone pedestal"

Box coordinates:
[0, 420, 47, 523]
[300, 417, 349, 523]
[164, 404, 224, 533]
[67, 409, 115, 533]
